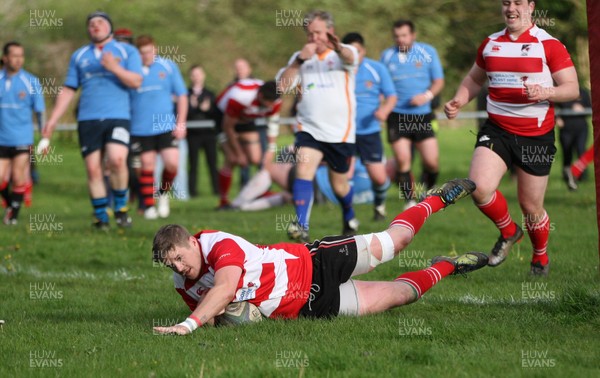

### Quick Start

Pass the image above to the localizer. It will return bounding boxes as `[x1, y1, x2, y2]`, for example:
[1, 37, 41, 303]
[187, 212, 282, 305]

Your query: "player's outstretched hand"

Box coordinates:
[153, 325, 191, 336]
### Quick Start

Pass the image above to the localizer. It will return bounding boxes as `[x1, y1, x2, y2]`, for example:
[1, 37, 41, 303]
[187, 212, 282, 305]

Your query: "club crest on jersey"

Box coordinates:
[159, 71, 166, 79]
[415, 61, 423, 68]
[365, 81, 373, 88]
[491, 45, 501, 53]
[18, 91, 27, 99]
[521, 44, 531, 56]
[327, 59, 335, 70]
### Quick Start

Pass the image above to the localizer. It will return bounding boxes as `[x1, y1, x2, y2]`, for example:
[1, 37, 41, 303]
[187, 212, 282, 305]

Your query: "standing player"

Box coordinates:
[151, 178, 487, 334]
[215, 80, 281, 209]
[130, 35, 187, 220]
[41, 12, 143, 229]
[0, 42, 45, 225]
[277, 10, 359, 242]
[342, 32, 397, 221]
[444, 0, 579, 275]
[380, 19, 444, 209]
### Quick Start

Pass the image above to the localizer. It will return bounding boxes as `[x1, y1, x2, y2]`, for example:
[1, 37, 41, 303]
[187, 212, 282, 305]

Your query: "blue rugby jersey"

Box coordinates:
[0, 68, 45, 146]
[130, 57, 187, 136]
[380, 42, 443, 115]
[64, 39, 142, 121]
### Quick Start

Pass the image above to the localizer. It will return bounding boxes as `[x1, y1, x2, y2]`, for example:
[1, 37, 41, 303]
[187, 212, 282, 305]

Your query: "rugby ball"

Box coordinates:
[216, 302, 263, 326]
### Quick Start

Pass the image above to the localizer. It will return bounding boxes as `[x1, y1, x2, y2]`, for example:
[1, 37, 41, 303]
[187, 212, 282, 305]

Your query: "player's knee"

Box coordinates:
[108, 156, 126, 171]
[354, 232, 395, 275]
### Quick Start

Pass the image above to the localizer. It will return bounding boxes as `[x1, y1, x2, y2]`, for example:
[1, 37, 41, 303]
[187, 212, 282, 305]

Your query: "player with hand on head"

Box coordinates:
[277, 10, 359, 242]
[151, 178, 488, 335]
[444, 0, 579, 276]
[41, 11, 143, 229]
[0, 42, 45, 225]
[130, 35, 188, 220]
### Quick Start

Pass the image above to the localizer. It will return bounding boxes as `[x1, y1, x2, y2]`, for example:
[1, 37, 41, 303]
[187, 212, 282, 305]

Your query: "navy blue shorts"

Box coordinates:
[356, 132, 384, 164]
[295, 132, 354, 173]
[387, 112, 435, 143]
[77, 119, 131, 157]
[0, 145, 30, 159]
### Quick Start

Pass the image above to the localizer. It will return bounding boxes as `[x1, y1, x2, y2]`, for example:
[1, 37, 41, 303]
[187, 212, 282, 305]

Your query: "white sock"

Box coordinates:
[232, 169, 272, 208]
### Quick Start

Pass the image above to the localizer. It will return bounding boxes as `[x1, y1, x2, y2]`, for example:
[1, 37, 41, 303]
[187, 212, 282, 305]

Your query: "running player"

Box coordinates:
[277, 10, 359, 242]
[130, 35, 188, 220]
[380, 19, 444, 209]
[151, 178, 487, 334]
[444, 0, 579, 275]
[342, 32, 397, 221]
[41, 11, 143, 229]
[215, 79, 281, 209]
[0, 42, 45, 225]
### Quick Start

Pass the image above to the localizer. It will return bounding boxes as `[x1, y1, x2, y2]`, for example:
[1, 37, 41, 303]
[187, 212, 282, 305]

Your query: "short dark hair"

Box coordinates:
[258, 80, 280, 102]
[152, 224, 193, 262]
[341, 32, 364, 46]
[392, 19, 415, 33]
[2, 41, 22, 57]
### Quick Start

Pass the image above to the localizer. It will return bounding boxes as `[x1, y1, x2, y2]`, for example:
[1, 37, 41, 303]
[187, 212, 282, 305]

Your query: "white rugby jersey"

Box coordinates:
[174, 231, 312, 319]
[216, 78, 281, 121]
[476, 25, 574, 136]
[280, 45, 358, 143]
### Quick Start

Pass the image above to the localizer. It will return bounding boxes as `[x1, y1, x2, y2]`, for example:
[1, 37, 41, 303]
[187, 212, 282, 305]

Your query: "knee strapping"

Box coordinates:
[355, 231, 396, 271]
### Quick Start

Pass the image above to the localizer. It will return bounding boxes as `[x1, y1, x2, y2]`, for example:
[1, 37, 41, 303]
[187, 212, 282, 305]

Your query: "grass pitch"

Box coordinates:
[1, 126, 599, 377]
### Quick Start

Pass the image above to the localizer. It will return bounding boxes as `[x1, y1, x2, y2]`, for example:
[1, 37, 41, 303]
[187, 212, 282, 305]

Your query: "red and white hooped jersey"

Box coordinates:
[174, 230, 312, 319]
[216, 78, 282, 122]
[476, 25, 574, 136]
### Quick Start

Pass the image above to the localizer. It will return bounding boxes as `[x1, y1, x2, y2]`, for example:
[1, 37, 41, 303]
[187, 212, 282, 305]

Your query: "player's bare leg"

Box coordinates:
[335, 178, 486, 316]
[84, 150, 110, 228]
[329, 169, 358, 235]
[2, 154, 29, 224]
[287, 146, 323, 242]
[415, 137, 439, 190]
[105, 142, 131, 227]
[157, 147, 179, 218]
[239, 131, 262, 166]
[515, 167, 551, 276]
[392, 138, 417, 208]
[365, 161, 390, 221]
[469, 146, 523, 267]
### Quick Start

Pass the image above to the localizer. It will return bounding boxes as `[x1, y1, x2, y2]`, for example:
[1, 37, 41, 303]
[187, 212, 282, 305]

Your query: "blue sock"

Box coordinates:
[112, 188, 129, 212]
[335, 186, 355, 222]
[292, 179, 313, 230]
[91, 197, 109, 223]
[373, 178, 391, 207]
